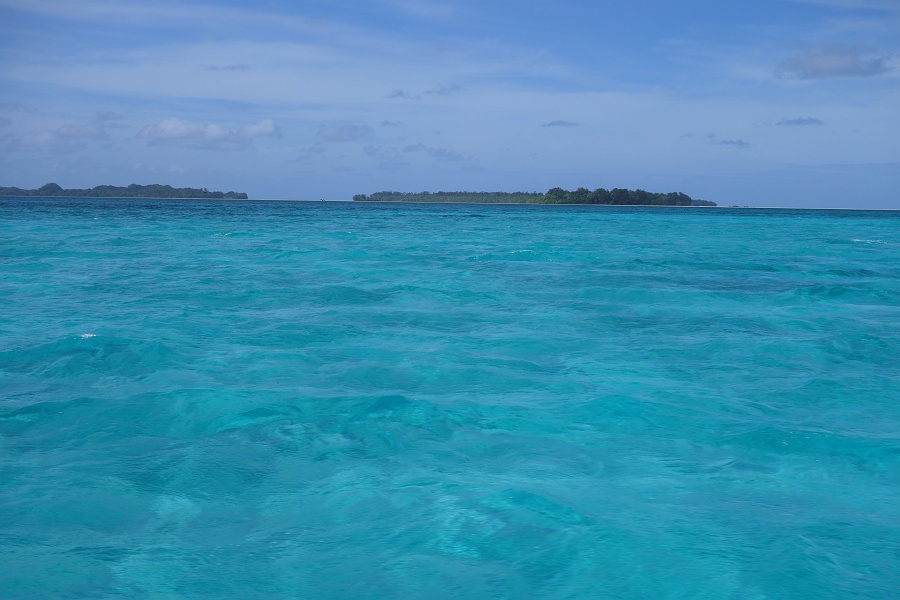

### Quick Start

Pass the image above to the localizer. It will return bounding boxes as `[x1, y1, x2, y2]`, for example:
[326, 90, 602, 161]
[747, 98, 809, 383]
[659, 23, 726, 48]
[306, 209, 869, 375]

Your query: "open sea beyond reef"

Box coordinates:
[2, 197, 899, 599]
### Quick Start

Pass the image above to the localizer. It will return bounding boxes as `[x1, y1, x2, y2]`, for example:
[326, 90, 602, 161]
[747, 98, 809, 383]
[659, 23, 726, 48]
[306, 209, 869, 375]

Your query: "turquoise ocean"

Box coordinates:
[1, 197, 899, 599]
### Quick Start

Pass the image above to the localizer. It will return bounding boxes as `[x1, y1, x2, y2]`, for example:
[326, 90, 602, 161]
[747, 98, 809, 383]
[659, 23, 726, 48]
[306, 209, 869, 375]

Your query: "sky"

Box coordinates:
[0, 0, 898, 207]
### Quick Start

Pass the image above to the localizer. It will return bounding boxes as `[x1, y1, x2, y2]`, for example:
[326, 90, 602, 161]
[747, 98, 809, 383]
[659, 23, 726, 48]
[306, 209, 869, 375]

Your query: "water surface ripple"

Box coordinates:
[1, 199, 899, 598]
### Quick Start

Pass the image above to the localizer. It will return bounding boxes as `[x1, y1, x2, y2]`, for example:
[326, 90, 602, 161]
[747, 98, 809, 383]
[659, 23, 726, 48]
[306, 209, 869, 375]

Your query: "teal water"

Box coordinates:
[1, 198, 899, 599]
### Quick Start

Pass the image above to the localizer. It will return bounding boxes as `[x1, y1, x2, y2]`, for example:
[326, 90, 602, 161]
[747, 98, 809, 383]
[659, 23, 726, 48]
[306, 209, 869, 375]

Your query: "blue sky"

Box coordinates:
[1, 0, 898, 207]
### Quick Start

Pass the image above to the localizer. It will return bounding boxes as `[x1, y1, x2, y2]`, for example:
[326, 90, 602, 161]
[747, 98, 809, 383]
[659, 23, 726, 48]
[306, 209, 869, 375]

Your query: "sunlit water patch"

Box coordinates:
[1, 199, 899, 598]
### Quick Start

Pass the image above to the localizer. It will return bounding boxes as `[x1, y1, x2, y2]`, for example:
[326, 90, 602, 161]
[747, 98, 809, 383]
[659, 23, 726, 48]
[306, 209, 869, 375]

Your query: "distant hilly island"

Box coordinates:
[354, 188, 717, 206]
[0, 183, 248, 199]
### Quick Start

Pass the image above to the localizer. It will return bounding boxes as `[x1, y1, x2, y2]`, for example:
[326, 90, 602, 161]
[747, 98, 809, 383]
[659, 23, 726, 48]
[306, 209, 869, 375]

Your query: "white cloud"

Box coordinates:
[137, 117, 278, 150]
[242, 119, 278, 138]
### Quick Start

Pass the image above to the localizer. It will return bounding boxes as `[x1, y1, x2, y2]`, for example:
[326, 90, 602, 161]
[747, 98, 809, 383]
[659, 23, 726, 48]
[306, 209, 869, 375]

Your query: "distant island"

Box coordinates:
[0, 183, 248, 199]
[353, 188, 717, 206]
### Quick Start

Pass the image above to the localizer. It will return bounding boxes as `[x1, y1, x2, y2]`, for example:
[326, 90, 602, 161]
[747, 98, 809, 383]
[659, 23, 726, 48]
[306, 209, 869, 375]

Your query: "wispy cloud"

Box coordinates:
[95, 111, 128, 128]
[14, 131, 87, 151]
[713, 139, 750, 148]
[778, 117, 825, 125]
[14, 131, 60, 149]
[297, 144, 326, 158]
[388, 89, 421, 100]
[316, 125, 374, 142]
[789, 0, 900, 10]
[58, 124, 110, 140]
[402, 143, 467, 161]
[137, 117, 278, 150]
[11, 120, 112, 152]
[389, 84, 463, 100]
[542, 120, 578, 128]
[425, 84, 463, 96]
[716, 139, 751, 148]
[207, 64, 251, 72]
[778, 44, 893, 79]
[363, 145, 408, 169]
[380, 120, 403, 126]
[707, 133, 751, 148]
[0, 0, 327, 35]
[96, 111, 124, 123]
[385, 0, 455, 19]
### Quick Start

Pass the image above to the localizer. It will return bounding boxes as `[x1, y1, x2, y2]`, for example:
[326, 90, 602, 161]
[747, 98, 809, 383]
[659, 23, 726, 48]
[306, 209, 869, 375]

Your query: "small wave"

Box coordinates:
[791, 284, 896, 304]
[313, 285, 392, 305]
[827, 268, 880, 278]
[0, 335, 183, 378]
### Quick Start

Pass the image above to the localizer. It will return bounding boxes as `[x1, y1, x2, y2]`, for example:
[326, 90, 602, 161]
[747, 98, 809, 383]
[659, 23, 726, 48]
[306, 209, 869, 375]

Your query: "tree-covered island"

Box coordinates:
[0, 183, 249, 199]
[353, 188, 717, 206]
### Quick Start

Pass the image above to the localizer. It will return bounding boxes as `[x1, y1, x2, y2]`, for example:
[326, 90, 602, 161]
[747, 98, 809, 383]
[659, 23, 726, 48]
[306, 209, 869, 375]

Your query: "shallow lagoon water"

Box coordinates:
[1, 198, 899, 598]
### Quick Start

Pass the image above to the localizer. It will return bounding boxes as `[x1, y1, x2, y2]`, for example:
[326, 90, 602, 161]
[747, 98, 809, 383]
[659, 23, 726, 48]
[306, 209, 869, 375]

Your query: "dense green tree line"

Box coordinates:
[0, 183, 248, 199]
[354, 188, 717, 206]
